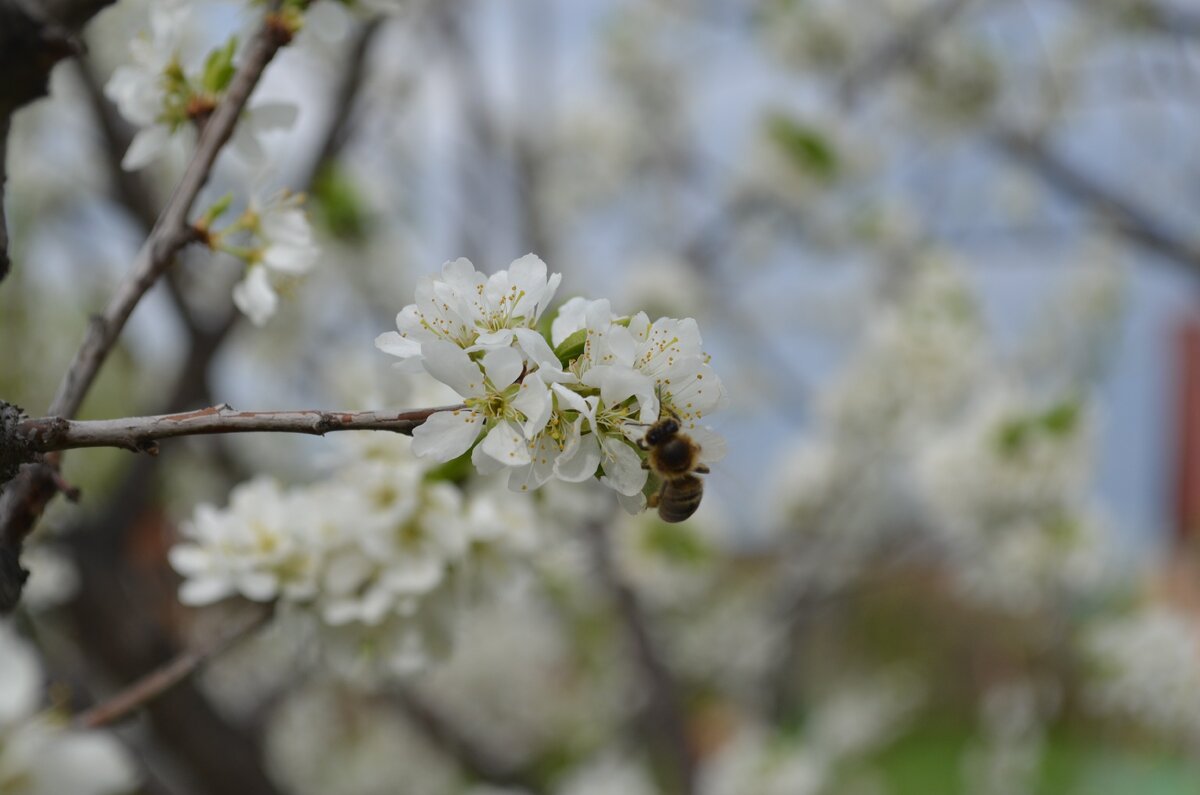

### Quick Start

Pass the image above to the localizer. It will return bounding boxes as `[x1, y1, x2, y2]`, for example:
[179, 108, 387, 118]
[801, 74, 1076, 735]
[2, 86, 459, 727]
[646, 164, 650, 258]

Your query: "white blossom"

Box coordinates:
[229, 189, 320, 326]
[0, 623, 138, 795]
[1086, 605, 1200, 744]
[375, 255, 561, 372]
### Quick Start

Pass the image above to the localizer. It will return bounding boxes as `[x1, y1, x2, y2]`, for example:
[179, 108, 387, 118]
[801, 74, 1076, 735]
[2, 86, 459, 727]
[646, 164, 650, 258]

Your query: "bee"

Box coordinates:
[638, 414, 710, 523]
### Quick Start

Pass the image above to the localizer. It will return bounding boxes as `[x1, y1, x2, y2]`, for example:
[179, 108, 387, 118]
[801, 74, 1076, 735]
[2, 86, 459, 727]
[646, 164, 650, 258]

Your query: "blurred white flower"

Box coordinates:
[1086, 605, 1200, 743]
[229, 189, 320, 326]
[0, 623, 138, 795]
[169, 477, 324, 606]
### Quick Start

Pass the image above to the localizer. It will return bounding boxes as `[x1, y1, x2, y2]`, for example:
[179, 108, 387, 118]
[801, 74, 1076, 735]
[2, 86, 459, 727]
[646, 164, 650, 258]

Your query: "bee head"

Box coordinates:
[645, 417, 679, 446]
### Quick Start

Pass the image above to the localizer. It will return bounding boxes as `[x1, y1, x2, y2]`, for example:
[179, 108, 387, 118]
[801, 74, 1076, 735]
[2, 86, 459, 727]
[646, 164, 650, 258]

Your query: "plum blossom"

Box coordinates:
[375, 255, 562, 371]
[104, 4, 299, 171]
[379, 257, 726, 507]
[226, 189, 320, 326]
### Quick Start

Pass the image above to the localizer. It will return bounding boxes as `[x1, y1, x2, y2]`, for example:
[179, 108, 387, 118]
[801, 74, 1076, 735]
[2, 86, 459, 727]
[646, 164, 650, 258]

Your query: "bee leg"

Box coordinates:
[641, 459, 650, 470]
[694, 464, 710, 474]
[647, 491, 660, 508]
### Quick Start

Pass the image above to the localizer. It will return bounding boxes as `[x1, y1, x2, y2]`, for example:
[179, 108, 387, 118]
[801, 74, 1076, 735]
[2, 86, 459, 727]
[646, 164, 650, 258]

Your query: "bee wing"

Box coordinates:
[689, 424, 727, 464]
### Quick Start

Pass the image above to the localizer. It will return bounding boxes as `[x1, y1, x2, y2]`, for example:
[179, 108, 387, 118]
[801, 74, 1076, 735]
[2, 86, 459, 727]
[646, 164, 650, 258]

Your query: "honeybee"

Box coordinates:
[638, 414, 710, 523]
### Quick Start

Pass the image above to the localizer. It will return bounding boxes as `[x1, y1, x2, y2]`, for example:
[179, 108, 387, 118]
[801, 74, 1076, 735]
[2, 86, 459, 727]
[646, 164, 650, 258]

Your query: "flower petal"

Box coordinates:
[411, 409, 483, 461]
[421, 341, 487, 397]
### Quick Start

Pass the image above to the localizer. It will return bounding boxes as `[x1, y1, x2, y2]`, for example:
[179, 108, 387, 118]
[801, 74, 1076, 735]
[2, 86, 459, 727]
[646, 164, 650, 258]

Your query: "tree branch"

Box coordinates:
[583, 521, 696, 795]
[992, 127, 1200, 271]
[15, 403, 463, 455]
[838, 0, 972, 105]
[74, 607, 271, 729]
[50, 15, 290, 420]
[0, 8, 291, 611]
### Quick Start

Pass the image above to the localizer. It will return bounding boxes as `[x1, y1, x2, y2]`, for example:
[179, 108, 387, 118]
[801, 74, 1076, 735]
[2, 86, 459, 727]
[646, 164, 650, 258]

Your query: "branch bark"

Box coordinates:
[0, 8, 291, 611]
[992, 127, 1200, 271]
[75, 607, 272, 729]
[16, 404, 464, 455]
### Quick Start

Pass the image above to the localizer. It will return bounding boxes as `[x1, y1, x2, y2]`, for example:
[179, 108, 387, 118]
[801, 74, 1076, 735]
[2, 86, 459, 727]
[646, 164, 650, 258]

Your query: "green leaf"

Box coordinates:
[765, 113, 839, 181]
[311, 164, 371, 243]
[553, 328, 587, 367]
[201, 37, 238, 94]
[1040, 400, 1080, 436]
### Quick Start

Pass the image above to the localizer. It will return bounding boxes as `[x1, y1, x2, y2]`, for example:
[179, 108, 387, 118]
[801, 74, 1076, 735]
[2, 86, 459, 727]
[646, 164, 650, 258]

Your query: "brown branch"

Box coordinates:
[0, 114, 9, 282]
[583, 521, 696, 795]
[838, 0, 972, 105]
[74, 607, 272, 729]
[299, 18, 382, 191]
[0, 8, 292, 611]
[16, 403, 464, 454]
[390, 685, 548, 794]
[50, 15, 291, 420]
[992, 127, 1200, 271]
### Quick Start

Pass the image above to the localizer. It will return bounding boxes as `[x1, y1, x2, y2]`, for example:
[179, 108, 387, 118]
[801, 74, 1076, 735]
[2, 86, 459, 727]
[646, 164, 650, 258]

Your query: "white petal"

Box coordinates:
[411, 409, 483, 461]
[551, 296, 591, 347]
[122, 124, 171, 171]
[600, 435, 647, 496]
[231, 266, 278, 326]
[473, 329, 515, 349]
[421, 341, 486, 397]
[479, 421, 532, 467]
[179, 577, 234, 606]
[511, 374, 551, 436]
[374, 330, 423, 360]
[481, 346, 523, 388]
[31, 732, 139, 795]
[555, 428, 601, 482]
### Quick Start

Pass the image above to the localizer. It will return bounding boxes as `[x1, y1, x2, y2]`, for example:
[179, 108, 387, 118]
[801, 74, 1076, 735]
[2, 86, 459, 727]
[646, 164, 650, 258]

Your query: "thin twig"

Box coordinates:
[0, 8, 290, 611]
[390, 685, 548, 794]
[992, 127, 1200, 271]
[583, 521, 696, 795]
[838, 0, 972, 106]
[74, 608, 271, 729]
[299, 18, 382, 190]
[16, 403, 464, 454]
[0, 114, 9, 282]
[50, 14, 289, 420]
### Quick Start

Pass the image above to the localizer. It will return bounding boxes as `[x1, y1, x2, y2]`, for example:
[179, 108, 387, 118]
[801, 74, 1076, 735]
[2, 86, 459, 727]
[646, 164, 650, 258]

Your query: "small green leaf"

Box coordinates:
[311, 164, 371, 243]
[1041, 400, 1080, 436]
[553, 328, 587, 367]
[765, 113, 839, 181]
[201, 37, 238, 94]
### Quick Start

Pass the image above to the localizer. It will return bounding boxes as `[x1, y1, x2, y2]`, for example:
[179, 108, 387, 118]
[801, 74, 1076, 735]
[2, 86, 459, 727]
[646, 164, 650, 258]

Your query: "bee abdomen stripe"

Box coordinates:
[658, 478, 703, 523]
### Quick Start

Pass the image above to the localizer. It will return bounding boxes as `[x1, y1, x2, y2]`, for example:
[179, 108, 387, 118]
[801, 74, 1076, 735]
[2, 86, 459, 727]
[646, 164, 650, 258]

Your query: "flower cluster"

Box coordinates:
[0, 622, 138, 795]
[104, 2, 298, 171]
[201, 188, 321, 326]
[375, 256, 727, 510]
[170, 433, 538, 675]
[1085, 605, 1200, 744]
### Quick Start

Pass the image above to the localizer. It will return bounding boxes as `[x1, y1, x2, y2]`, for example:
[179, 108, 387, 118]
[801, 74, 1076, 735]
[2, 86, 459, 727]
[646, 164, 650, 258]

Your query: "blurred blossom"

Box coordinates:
[0, 623, 138, 795]
[171, 422, 541, 676]
[555, 754, 656, 795]
[1086, 605, 1200, 744]
[265, 681, 458, 795]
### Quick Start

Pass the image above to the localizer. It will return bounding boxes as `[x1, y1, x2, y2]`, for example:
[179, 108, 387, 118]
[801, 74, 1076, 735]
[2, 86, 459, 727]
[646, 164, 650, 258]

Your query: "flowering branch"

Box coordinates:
[0, 7, 292, 613]
[49, 15, 291, 421]
[74, 607, 272, 729]
[14, 404, 465, 455]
